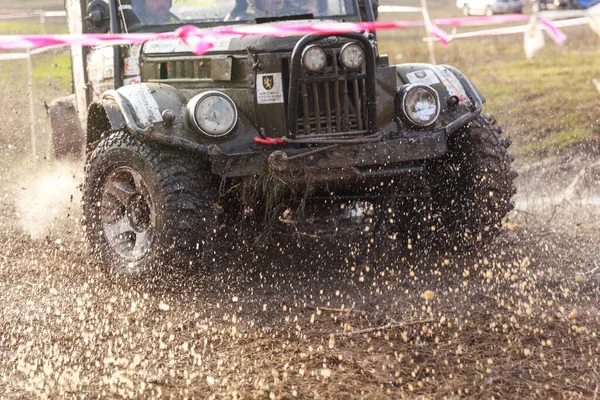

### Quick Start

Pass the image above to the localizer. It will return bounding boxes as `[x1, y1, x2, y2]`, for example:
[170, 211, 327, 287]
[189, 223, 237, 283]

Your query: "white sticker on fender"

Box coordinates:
[257, 73, 284, 104]
[124, 57, 140, 76]
[435, 67, 469, 103]
[123, 76, 141, 86]
[117, 84, 163, 126]
[406, 69, 440, 86]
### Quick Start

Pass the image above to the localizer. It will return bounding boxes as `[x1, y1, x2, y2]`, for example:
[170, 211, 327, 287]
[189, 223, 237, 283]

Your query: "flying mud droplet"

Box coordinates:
[422, 290, 435, 300]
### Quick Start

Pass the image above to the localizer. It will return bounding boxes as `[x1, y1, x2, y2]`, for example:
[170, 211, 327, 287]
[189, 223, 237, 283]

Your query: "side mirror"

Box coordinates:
[372, 0, 379, 20]
[120, 0, 141, 29]
[359, 0, 379, 22]
[86, 0, 110, 33]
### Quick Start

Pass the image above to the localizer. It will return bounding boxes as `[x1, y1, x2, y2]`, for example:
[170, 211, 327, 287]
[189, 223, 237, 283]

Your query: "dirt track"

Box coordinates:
[0, 152, 598, 399]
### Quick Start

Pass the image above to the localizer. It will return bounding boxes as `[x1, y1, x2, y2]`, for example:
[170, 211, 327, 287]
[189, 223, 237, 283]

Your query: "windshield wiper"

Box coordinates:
[128, 20, 225, 33]
[249, 13, 314, 24]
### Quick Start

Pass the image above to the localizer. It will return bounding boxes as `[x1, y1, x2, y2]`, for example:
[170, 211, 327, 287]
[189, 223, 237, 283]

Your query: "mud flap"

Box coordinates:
[49, 94, 85, 159]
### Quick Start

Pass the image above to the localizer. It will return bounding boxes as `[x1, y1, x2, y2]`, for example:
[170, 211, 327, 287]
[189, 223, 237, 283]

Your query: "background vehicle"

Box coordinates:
[530, 0, 598, 11]
[457, 0, 524, 15]
[51, 0, 516, 276]
[530, 0, 572, 11]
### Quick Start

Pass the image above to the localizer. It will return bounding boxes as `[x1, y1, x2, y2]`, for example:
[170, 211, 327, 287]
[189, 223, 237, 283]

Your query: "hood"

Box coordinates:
[142, 19, 341, 55]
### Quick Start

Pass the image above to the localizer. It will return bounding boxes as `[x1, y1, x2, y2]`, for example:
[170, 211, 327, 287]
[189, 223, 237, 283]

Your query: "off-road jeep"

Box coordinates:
[51, 0, 516, 275]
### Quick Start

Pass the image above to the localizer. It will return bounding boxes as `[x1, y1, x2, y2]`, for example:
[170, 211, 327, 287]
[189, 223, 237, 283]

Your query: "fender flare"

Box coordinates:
[87, 83, 170, 146]
[439, 65, 485, 134]
[86, 83, 215, 154]
[87, 99, 126, 146]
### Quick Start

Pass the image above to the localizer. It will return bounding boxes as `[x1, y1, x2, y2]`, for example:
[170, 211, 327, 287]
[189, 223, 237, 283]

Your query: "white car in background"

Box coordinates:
[457, 0, 524, 15]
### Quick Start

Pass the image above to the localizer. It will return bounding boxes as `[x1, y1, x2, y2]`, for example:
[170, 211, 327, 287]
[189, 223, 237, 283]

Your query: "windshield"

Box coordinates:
[125, 0, 359, 30]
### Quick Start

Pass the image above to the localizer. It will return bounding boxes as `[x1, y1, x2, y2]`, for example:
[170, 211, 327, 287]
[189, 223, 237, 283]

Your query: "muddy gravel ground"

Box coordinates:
[0, 152, 598, 399]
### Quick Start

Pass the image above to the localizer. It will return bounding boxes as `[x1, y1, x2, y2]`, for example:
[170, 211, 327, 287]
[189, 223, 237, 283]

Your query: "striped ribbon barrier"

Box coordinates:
[0, 11, 597, 58]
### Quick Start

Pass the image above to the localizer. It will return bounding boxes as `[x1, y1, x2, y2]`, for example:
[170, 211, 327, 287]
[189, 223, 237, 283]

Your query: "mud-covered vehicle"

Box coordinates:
[51, 0, 516, 275]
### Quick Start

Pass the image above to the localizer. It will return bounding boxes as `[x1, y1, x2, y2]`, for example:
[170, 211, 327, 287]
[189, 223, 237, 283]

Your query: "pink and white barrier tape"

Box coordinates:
[0, 14, 534, 54]
[433, 14, 529, 27]
[539, 18, 568, 45]
[427, 16, 590, 46]
[0, 20, 427, 54]
[0, 14, 593, 56]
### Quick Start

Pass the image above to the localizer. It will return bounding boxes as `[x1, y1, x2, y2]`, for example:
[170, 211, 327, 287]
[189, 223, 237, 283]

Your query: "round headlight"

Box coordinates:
[340, 42, 364, 70]
[401, 85, 440, 127]
[302, 45, 326, 72]
[187, 91, 237, 137]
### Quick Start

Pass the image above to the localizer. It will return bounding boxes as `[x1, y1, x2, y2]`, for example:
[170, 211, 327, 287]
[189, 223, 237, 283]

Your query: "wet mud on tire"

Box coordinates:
[83, 132, 218, 277]
[427, 114, 517, 247]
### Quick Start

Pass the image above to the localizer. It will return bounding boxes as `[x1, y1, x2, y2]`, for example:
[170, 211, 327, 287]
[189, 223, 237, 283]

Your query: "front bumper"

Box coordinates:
[210, 129, 447, 179]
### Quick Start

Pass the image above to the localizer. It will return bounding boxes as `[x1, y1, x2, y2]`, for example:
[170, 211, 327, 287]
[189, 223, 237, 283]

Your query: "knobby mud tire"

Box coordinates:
[428, 114, 517, 247]
[83, 132, 218, 277]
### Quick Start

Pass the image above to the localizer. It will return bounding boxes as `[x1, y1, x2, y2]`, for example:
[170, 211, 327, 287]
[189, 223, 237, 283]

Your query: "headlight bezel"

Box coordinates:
[339, 42, 365, 70]
[397, 84, 441, 128]
[301, 45, 327, 72]
[186, 91, 238, 138]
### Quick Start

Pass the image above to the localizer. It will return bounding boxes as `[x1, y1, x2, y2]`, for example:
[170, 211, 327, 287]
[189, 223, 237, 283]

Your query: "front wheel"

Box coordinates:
[83, 132, 218, 276]
[427, 114, 517, 246]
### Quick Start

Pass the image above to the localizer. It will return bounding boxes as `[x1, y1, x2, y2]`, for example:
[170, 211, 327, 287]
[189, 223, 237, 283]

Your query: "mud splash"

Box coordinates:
[13, 160, 83, 239]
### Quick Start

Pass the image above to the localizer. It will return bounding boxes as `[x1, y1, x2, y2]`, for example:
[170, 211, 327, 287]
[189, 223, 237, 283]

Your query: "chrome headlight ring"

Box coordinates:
[398, 84, 440, 128]
[186, 91, 238, 138]
[302, 45, 326, 72]
[340, 42, 365, 70]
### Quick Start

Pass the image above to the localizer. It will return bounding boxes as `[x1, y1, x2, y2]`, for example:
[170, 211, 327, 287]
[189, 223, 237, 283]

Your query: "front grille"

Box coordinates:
[295, 49, 368, 137]
[286, 34, 377, 141]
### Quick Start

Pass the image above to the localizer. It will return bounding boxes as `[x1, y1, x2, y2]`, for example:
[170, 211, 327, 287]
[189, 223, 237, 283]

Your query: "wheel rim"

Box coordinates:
[100, 167, 155, 263]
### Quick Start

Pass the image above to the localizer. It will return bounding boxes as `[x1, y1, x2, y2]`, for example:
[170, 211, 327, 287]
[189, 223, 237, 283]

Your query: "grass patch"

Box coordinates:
[472, 45, 600, 157]
[32, 53, 72, 85]
[0, 51, 71, 90]
[517, 121, 595, 158]
[0, 0, 64, 10]
[0, 20, 67, 34]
